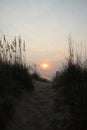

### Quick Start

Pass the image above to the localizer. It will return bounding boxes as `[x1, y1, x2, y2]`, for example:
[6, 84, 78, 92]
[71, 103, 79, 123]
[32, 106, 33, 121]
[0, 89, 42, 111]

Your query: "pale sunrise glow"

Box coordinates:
[0, 0, 87, 79]
[41, 63, 49, 69]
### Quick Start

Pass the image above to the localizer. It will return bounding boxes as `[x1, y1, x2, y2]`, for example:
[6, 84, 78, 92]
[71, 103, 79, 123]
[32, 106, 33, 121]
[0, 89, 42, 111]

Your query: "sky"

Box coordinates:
[0, 0, 87, 79]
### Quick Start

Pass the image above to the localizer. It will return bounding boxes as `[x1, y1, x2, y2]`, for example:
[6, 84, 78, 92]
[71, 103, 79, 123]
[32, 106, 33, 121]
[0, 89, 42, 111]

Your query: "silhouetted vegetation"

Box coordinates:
[53, 38, 87, 130]
[31, 72, 50, 82]
[0, 35, 34, 130]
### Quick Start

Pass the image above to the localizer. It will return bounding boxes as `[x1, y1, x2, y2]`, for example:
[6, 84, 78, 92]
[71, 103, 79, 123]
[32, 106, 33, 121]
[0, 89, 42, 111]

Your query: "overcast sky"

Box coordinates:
[0, 0, 87, 78]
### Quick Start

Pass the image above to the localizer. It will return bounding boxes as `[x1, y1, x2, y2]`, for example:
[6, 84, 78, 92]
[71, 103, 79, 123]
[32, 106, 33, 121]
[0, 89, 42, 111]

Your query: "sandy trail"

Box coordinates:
[7, 80, 70, 130]
[7, 80, 55, 130]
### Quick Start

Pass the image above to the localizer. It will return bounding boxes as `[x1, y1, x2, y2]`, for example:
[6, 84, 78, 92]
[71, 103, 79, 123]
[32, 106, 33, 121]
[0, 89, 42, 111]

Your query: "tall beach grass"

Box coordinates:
[53, 38, 87, 130]
[0, 35, 34, 130]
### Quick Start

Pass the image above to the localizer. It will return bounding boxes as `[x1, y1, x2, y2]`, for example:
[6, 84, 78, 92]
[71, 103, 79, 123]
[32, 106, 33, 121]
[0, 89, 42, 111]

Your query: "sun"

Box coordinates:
[42, 64, 48, 68]
[41, 63, 49, 70]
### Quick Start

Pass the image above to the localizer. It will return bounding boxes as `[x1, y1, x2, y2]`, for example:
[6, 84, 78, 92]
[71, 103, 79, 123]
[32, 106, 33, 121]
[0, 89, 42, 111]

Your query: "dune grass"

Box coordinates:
[0, 35, 34, 130]
[53, 39, 87, 130]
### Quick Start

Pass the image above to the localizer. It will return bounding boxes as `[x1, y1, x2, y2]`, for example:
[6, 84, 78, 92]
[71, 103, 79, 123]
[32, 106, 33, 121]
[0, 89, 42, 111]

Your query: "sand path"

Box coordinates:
[7, 80, 55, 130]
[7, 80, 70, 130]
